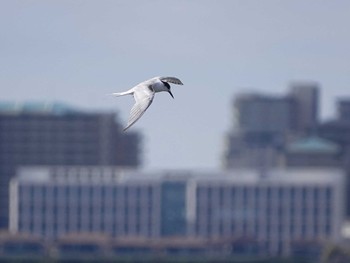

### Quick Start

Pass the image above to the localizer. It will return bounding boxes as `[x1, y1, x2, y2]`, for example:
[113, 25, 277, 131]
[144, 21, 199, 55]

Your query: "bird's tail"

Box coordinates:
[112, 90, 133, 97]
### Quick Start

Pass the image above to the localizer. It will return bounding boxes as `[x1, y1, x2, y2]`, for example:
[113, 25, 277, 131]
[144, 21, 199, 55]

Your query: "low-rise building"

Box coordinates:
[9, 166, 345, 256]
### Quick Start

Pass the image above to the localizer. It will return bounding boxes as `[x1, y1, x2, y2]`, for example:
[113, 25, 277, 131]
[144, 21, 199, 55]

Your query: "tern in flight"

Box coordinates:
[112, 76, 183, 131]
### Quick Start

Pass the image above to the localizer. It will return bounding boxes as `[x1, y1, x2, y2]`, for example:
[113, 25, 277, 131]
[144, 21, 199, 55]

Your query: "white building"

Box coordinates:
[9, 166, 345, 256]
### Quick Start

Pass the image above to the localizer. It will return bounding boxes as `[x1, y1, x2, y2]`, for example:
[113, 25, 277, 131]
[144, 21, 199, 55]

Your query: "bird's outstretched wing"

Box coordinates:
[159, 77, 184, 85]
[123, 85, 155, 131]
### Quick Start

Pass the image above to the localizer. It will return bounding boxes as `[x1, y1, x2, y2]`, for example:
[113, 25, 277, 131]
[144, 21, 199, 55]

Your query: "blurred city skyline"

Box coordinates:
[1, 0, 350, 170]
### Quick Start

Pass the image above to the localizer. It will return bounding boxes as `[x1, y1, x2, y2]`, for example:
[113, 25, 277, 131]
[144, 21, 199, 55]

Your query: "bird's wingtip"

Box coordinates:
[123, 124, 131, 132]
[160, 77, 184, 85]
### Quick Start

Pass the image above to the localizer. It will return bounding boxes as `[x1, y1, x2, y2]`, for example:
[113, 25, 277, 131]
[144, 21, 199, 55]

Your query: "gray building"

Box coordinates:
[224, 83, 320, 169]
[10, 167, 345, 256]
[337, 99, 350, 122]
[289, 82, 319, 133]
[315, 99, 350, 217]
[224, 93, 295, 169]
[233, 93, 296, 141]
[0, 102, 141, 229]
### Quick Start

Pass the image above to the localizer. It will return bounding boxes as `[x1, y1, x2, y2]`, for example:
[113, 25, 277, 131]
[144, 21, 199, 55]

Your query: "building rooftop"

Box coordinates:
[287, 136, 339, 154]
[14, 166, 344, 186]
[0, 101, 81, 115]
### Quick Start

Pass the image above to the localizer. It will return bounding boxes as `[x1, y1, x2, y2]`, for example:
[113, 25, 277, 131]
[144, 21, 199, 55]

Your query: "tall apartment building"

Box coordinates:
[224, 82, 320, 169]
[317, 100, 350, 146]
[0, 102, 141, 229]
[337, 99, 350, 122]
[234, 94, 296, 143]
[289, 82, 319, 133]
[225, 94, 295, 169]
[9, 167, 345, 256]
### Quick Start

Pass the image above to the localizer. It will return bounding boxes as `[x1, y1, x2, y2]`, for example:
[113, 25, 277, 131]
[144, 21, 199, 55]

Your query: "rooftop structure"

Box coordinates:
[287, 136, 339, 154]
[0, 101, 80, 115]
[284, 136, 342, 168]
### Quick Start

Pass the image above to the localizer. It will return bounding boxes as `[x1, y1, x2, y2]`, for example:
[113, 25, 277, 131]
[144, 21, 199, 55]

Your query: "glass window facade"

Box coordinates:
[161, 181, 186, 236]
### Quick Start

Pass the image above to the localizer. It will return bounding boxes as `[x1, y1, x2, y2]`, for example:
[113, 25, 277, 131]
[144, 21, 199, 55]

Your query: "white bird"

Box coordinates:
[112, 76, 183, 131]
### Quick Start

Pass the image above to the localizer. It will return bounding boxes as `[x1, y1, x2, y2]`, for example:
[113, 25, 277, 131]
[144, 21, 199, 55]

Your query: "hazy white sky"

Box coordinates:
[1, 0, 350, 170]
